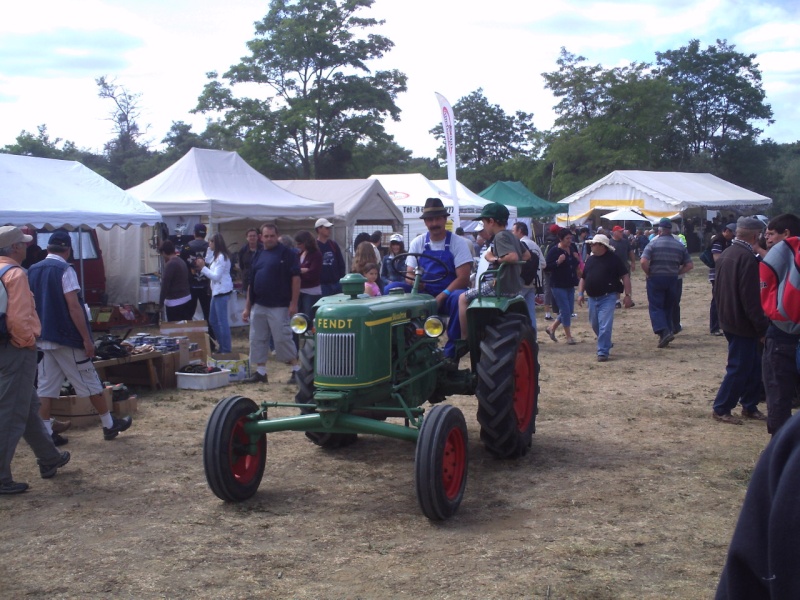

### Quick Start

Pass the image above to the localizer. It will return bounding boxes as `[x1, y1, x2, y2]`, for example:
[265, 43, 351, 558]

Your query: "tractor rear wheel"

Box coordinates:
[476, 314, 538, 458]
[204, 395, 266, 502]
[415, 404, 469, 520]
[295, 340, 358, 449]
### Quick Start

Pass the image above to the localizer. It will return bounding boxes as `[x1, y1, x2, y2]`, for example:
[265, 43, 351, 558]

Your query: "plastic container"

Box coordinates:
[176, 369, 231, 390]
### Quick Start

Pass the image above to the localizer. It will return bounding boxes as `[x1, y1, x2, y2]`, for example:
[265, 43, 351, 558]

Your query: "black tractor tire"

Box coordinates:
[475, 313, 539, 458]
[295, 339, 358, 449]
[414, 404, 469, 520]
[204, 395, 266, 502]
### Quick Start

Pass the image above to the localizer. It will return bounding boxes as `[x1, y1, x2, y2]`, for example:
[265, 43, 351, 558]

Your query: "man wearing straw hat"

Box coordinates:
[577, 234, 632, 362]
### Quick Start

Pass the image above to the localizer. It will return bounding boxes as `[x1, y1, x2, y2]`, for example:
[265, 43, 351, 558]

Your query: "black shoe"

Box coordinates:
[615, 301, 622, 309]
[103, 416, 133, 441]
[243, 372, 268, 384]
[657, 331, 675, 348]
[38, 451, 71, 479]
[0, 481, 29, 495]
[51, 431, 69, 446]
[287, 371, 298, 385]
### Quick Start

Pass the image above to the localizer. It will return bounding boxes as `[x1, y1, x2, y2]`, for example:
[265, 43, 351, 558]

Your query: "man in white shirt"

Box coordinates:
[512, 222, 545, 331]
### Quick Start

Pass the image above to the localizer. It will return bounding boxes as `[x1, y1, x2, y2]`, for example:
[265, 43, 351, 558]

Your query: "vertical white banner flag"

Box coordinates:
[435, 92, 460, 228]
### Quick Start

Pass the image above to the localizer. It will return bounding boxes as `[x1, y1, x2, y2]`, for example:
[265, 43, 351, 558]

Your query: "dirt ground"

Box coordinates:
[1, 265, 772, 599]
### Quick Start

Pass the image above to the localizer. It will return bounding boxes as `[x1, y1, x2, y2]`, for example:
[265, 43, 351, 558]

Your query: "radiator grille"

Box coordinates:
[316, 333, 356, 377]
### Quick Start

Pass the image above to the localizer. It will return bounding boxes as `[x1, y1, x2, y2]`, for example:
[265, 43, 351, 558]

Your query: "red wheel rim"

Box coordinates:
[513, 340, 535, 431]
[441, 426, 466, 500]
[229, 417, 264, 484]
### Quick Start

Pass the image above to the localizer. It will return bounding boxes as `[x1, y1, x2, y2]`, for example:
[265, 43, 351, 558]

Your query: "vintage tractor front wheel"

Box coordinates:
[295, 340, 357, 449]
[476, 314, 538, 458]
[415, 404, 469, 520]
[204, 395, 266, 502]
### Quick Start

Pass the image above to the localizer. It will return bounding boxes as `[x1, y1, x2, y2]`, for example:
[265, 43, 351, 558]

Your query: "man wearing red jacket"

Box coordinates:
[759, 213, 800, 435]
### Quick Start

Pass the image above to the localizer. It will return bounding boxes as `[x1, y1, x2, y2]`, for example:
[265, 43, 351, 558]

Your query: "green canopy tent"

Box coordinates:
[479, 181, 568, 218]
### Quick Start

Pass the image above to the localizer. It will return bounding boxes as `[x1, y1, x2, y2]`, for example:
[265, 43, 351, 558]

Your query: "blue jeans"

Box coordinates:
[519, 287, 538, 331]
[551, 286, 574, 327]
[588, 293, 616, 357]
[209, 293, 231, 354]
[321, 282, 341, 297]
[299, 292, 322, 320]
[646, 275, 678, 335]
[712, 333, 762, 415]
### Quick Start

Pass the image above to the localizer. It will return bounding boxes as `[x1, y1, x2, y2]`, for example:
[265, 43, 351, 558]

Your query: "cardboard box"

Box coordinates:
[160, 320, 211, 363]
[112, 395, 138, 416]
[50, 388, 112, 428]
[177, 369, 231, 390]
[208, 352, 251, 382]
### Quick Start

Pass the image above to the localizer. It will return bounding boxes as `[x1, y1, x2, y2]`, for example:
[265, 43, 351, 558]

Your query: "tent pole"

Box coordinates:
[78, 226, 86, 301]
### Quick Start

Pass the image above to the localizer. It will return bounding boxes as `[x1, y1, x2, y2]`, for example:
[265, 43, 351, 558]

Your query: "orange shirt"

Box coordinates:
[0, 256, 41, 349]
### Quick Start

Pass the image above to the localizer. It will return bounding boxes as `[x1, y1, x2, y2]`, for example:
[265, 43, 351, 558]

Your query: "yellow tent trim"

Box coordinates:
[556, 198, 680, 223]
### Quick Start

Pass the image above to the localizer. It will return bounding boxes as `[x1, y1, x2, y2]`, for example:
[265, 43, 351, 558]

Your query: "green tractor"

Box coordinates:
[203, 253, 539, 520]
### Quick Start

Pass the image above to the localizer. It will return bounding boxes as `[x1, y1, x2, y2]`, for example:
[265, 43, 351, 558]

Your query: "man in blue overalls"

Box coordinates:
[385, 198, 472, 358]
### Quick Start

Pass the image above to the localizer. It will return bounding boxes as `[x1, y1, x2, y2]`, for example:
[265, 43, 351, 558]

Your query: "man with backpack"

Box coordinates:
[458, 204, 530, 341]
[1, 226, 70, 494]
[512, 222, 544, 330]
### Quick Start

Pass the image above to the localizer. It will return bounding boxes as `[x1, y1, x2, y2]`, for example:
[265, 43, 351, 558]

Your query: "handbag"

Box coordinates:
[699, 247, 715, 268]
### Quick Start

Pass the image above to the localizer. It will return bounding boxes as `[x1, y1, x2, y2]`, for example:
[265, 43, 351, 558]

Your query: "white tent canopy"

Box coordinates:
[369, 173, 515, 239]
[0, 153, 162, 230]
[274, 178, 402, 251]
[0, 154, 163, 307]
[556, 170, 772, 224]
[129, 148, 332, 223]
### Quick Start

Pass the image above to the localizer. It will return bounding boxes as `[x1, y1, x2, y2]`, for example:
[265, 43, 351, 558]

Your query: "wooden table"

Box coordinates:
[93, 351, 163, 390]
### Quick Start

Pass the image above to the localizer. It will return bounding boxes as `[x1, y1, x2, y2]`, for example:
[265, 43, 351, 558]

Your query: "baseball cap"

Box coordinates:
[389, 233, 403, 243]
[658, 218, 673, 229]
[0, 226, 32, 247]
[474, 202, 510, 222]
[612, 225, 624, 232]
[315, 218, 334, 229]
[194, 223, 207, 235]
[49, 230, 72, 248]
[724, 222, 737, 232]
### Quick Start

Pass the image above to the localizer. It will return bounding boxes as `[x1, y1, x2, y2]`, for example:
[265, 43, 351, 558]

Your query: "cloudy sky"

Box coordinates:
[1, 0, 797, 160]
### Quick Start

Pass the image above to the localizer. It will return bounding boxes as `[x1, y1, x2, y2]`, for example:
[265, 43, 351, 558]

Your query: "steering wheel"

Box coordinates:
[391, 252, 449, 285]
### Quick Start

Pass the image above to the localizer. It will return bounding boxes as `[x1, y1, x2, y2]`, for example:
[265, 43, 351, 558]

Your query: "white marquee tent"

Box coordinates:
[128, 148, 331, 224]
[0, 153, 163, 306]
[556, 170, 772, 225]
[274, 178, 402, 252]
[0, 153, 162, 230]
[369, 173, 516, 239]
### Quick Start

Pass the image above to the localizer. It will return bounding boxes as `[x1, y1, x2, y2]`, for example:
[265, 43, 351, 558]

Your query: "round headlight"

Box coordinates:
[290, 313, 310, 334]
[423, 316, 444, 338]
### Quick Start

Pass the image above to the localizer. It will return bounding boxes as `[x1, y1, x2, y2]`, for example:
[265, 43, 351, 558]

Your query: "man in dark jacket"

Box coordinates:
[716, 412, 800, 598]
[242, 223, 300, 385]
[711, 217, 770, 425]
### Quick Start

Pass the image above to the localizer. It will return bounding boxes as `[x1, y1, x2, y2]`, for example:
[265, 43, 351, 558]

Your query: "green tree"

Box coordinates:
[429, 88, 537, 169]
[194, 0, 407, 179]
[655, 39, 774, 163]
[542, 48, 607, 131]
[1, 125, 67, 158]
